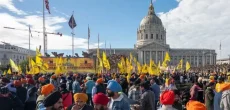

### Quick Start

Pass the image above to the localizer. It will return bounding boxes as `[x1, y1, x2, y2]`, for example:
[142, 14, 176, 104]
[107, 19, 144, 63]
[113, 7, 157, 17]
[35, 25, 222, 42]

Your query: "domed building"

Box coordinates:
[89, 1, 216, 67]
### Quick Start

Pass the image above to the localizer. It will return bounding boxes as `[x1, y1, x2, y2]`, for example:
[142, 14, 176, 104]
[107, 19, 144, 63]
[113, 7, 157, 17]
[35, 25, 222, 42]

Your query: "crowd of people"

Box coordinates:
[0, 71, 230, 110]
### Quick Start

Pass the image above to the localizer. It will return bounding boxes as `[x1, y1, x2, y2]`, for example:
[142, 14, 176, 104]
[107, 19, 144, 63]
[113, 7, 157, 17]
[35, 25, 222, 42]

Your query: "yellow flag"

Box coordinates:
[3, 71, 6, 75]
[18, 65, 22, 74]
[162, 52, 170, 68]
[177, 59, 183, 70]
[126, 58, 133, 74]
[137, 62, 142, 74]
[36, 56, 43, 66]
[7, 68, 12, 74]
[9, 59, 19, 72]
[36, 48, 42, 56]
[129, 53, 133, 62]
[142, 63, 148, 74]
[186, 61, 191, 71]
[102, 52, 110, 70]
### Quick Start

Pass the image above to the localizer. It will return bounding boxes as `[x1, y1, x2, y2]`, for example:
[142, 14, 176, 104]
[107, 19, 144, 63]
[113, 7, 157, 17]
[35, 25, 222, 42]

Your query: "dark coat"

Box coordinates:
[67, 104, 93, 110]
[205, 87, 215, 110]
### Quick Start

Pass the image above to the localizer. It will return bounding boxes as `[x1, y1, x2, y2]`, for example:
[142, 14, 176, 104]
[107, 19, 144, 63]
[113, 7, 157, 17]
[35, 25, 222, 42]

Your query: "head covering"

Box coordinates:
[74, 93, 88, 102]
[51, 75, 56, 79]
[38, 77, 45, 82]
[219, 83, 230, 92]
[27, 78, 35, 85]
[41, 84, 55, 96]
[198, 77, 203, 82]
[107, 80, 122, 92]
[43, 91, 62, 107]
[13, 80, 22, 87]
[26, 74, 32, 79]
[86, 76, 91, 80]
[139, 75, 145, 79]
[93, 93, 109, 106]
[96, 78, 104, 84]
[186, 100, 207, 110]
[160, 90, 175, 105]
[60, 83, 66, 89]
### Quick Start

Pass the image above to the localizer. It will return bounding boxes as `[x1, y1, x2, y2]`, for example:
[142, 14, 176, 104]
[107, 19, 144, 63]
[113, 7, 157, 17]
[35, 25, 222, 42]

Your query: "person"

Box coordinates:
[160, 90, 177, 110]
[128, 80, 141, 103]
[14, 80, 28, 104]
[220, 83, 230, 110]
[92, 78, 106, 98]
[190, 81, 202, 100]
[25, 78, 37, 110]
[42, 91, 64, 110]
[66, 76, 73, 92]
[107, 80, 130, 110]
[186, 100, 207, 110]
[0, 86, 24, 110]
[214, 77, 224, 110]
[36, 84, 55, 109]
[139, 81, 155, 110]
[67, 93, 93, 110]
[85, 76, 95, 106]
[50, 75, 59, 90]
[205, 82, 215, 110]
[60, 83, 72, 109]
[72, 76, 81, 94]
[93, 93, 109, 110]
[150, 78, 160, 109]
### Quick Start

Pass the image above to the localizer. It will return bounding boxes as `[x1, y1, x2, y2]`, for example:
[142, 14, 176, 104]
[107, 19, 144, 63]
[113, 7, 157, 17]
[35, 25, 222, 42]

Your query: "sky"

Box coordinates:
[0, 0, 229, 59]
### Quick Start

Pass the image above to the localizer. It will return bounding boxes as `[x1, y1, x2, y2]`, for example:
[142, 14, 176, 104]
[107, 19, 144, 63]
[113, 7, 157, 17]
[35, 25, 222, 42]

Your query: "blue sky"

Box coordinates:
[0, 0, 178, 56]
[1, 0, 230, 59]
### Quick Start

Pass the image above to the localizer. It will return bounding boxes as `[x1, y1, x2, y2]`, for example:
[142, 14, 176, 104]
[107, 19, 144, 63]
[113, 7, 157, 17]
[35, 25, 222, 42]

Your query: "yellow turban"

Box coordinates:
[74, 93, 88, 102]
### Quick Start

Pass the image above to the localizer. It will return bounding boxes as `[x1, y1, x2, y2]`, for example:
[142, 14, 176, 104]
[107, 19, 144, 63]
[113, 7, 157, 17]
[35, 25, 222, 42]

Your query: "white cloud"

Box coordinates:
[0, 13, 101, 54]
[18, 0, 23, 2]
[0, 0, 26, 15]
[159, 0, 230, 59]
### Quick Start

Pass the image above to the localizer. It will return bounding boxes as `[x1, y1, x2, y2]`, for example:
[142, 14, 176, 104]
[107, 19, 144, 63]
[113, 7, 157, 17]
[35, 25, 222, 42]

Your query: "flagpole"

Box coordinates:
[43, 0, 46, 55]
[88, 24, 90, 53]
[28, 25, 31, 56]
[72, 11, 75, 57]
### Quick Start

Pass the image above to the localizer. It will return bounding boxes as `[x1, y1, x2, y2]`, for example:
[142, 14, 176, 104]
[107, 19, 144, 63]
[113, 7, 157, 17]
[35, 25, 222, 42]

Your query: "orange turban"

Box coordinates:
[160, 90, 175, 105]
[219, 83, 230, 92]
[186, 100, 207, 110]
[41, 84, 55, 96]
[139, 75, 145, 79]
[51, 75, 56, 79]
[38, 77, 45, 82]
[74, 93, 88, 102]
[96, 78, 104, 84]
[13, 80, 22, 87]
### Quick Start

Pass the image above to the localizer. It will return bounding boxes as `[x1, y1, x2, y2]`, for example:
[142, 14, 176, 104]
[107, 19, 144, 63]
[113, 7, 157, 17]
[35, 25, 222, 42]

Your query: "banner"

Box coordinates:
[42, 57, 95, 73]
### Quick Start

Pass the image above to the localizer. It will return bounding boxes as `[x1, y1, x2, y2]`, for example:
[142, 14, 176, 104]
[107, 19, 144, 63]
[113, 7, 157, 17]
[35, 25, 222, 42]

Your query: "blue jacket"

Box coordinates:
[72, 80, 81, 94]
[108, 94, 130, 110]
[214, 91, 222, 110]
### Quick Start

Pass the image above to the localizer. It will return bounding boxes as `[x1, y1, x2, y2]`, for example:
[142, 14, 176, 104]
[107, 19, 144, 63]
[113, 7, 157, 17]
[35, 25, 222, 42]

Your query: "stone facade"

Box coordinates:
[88, 2, 216, 67]
[0, 43, 36, 66]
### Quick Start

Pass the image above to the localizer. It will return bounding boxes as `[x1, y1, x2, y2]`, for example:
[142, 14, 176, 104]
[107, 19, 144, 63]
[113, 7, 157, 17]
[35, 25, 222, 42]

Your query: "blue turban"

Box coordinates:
[107, 80, 122, 92]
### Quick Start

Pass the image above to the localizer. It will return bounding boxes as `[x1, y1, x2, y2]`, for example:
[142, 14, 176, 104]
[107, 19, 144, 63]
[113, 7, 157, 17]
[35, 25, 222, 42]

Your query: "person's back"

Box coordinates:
[140, 90, 155, 110]
[16, 86, 27, 103]
[72, 80, 81, 94]
[0, 95, 13, 110]
[86, 80, 95, 94]
[220, 89, 230, 110]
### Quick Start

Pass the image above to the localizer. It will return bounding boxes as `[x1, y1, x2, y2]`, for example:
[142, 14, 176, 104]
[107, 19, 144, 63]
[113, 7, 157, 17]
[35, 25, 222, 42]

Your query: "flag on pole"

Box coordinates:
[45, 0, 51, 14]
[68, 15, 77, 29]
[88, 25, 90, 39]
[186, 61, 191, 71]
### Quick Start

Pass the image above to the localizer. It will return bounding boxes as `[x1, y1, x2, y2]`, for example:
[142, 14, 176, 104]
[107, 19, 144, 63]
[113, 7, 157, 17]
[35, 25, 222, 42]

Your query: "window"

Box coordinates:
[161, 35, 163, 39]
[145, 34, 148, 39]
[141, 36, 143, 39]
[156, 34, 158, 39]
[20, 56, 21, 59]
[151, 34, 153, 39]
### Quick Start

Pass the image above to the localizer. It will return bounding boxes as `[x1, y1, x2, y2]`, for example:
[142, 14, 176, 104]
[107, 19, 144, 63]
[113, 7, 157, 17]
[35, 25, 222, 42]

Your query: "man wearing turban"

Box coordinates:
[42, 91, 64, 110]
[92, 93, 109, 110]
[67, 93, 93, 110]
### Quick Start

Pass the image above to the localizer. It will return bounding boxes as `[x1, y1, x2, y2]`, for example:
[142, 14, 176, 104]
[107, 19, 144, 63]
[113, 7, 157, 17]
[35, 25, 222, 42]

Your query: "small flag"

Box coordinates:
[45, 0, 51, 14]
[68, 15, 77, 29]
[88, 25, 90, 39]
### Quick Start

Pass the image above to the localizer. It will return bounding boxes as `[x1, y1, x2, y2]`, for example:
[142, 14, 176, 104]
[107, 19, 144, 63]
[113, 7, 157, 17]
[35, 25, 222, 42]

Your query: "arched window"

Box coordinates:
[145, 34, 148, 39]
[151, 34, 153, 39]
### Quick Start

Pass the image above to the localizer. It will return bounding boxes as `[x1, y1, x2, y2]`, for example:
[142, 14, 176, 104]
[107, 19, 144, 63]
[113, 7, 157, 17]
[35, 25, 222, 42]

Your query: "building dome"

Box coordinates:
[140, 2, 162, 27]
